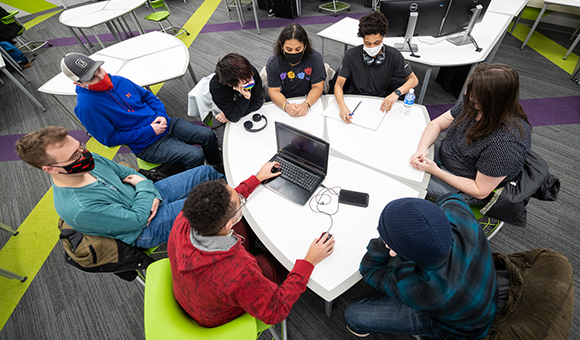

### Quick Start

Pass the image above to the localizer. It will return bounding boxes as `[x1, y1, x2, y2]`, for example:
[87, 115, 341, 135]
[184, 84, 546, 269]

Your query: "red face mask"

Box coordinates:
[88, 73, 113, 91]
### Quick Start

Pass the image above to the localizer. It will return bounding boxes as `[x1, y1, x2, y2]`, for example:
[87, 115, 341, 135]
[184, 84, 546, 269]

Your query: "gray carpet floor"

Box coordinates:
[0, 0, 579, 339]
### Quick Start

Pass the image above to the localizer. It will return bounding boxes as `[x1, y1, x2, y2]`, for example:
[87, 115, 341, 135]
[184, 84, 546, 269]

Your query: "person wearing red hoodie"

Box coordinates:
[167, 161, 335, 327]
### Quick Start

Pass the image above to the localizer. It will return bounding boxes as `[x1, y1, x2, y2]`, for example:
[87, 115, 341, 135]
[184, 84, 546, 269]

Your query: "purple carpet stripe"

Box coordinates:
[425, 96, 580, 127]
[45, 29, 158, 48]
[200, 12, 367, 33]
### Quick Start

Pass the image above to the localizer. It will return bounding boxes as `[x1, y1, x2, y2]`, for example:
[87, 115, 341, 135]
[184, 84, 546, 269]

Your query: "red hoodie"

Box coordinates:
[167, 175, 314, 327]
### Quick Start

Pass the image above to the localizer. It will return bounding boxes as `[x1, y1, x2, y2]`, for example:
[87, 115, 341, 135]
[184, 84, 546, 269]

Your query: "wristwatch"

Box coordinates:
[394, 89, 402, 96]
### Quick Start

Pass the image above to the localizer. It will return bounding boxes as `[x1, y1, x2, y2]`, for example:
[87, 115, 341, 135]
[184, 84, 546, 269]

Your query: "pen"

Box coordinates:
[349, 101, 362, 116]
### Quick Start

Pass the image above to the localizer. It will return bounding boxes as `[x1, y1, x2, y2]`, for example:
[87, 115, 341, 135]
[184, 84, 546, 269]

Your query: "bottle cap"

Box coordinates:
[409, 88, 415, 94]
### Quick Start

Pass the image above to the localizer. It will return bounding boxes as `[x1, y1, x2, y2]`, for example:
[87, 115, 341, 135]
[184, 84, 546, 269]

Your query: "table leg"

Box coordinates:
[0, 46, 29, 82]
[325, 299, 334, 317]
[570, 58, 580, 80]
[182, 76, 190, 92]
[90, 28, 106, 49]
[51, 94, 85, 130]
[251, 0, 260, 34]
[68, 26, 91, 55]
[564, 32, 580, 60]
[188, 63, 198, 84]
[0, 222, 18, 236]
[131, 11, 145, 35]
[509, 9, 523, 34]
[107, 21, 121, 42]
[521, 3, 548, 50]
[456, 63, 476, 105]
[1, 68, 45, 111]
[0, 268, 27, 282]
[417, 66, 432, 105]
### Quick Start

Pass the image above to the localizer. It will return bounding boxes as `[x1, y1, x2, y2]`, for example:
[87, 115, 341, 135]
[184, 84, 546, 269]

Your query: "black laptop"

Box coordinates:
[263, 122, 330, 205]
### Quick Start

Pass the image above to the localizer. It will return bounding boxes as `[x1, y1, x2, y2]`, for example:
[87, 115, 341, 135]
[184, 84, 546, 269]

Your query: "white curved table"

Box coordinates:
[223, 95, 432, 315]
[60, 0, 147, 53]
[38, 31, 196, 127]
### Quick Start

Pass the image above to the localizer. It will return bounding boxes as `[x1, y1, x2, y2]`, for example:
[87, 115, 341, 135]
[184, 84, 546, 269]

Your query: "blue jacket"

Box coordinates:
[360, 194, 497, 339]
[74, 75, 170, 153]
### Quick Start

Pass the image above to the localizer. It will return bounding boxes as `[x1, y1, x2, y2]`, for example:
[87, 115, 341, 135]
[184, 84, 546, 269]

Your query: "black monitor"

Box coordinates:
[380, 0, 449, 38]
[439, 0, 491, 36]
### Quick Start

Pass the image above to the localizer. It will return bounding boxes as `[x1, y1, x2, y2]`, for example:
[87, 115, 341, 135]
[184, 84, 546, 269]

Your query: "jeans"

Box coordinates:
[134, 165, 224, 248]
[344, 294, 448, 338]
[136, 118, 221, 170]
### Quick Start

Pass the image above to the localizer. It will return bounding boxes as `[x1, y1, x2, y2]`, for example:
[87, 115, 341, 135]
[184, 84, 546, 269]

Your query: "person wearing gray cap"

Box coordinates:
[61, 53, 222, 172]
[344, 194, 499, 339]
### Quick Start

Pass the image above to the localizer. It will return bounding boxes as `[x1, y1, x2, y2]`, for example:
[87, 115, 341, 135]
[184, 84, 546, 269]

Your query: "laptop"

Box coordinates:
[263, 122, 330, 205]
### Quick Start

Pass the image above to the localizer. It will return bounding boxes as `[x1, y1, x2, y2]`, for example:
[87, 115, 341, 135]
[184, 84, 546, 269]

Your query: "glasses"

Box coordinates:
[220, 193, 246, 230]
[48, 141, 86, 166]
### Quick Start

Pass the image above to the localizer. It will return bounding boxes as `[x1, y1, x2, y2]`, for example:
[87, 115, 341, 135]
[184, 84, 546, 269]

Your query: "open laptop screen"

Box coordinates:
[276, 122, 329, 173]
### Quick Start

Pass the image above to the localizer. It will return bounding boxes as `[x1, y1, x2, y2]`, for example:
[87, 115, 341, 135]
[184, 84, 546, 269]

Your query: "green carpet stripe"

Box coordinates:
[1, 0, 57, 14]
[0, 0, 220, 331]
[23, 10, 62, 30]
[509, 22, 579, 74]
[521, 7, 552, 21]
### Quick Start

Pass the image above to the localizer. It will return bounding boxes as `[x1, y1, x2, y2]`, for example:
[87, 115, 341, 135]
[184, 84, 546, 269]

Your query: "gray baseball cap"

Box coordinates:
[61, 53, 104, 82]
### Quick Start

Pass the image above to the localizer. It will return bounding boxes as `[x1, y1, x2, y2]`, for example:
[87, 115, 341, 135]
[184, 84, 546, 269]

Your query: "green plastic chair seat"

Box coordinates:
[145, 11, 170, 22]
[144, 258, 260, 339]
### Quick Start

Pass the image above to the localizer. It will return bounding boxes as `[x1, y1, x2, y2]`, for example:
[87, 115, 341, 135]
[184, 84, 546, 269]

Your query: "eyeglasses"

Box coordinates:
[220, 193, 246, 230]
[48, 141, 86, 166]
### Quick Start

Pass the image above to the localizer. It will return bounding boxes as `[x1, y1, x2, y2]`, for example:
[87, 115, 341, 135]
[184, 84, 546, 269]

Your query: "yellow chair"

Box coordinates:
[144, 258, 286, 339]
[144, 0, 190, 37]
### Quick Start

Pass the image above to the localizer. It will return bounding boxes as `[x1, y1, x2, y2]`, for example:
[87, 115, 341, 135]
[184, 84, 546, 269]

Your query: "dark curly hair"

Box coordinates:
[358, 11, 389, 38]
[215, 53, 254, 87]
[274, 23, 314, 60]
[182, 181, 236, 236]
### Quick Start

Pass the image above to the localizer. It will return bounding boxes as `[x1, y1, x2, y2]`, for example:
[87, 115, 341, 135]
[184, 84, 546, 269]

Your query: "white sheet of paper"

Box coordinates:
[322, 97, 386, 131]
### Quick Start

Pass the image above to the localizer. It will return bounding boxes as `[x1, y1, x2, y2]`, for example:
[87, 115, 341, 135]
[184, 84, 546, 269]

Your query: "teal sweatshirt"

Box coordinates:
[52, 154, 162, 246]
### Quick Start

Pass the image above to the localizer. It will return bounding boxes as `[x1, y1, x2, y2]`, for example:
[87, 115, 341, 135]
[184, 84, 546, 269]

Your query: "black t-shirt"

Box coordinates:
[210, 65, 263, 123]
[338, 44, 412, 97]
[440, 100, 532, 181]
[266, 50, 326, 99]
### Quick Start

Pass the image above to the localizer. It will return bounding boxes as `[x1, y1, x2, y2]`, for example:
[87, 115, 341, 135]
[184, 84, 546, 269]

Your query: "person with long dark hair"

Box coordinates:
[266, 23, 326, 117]
[410, 63, 532, 202]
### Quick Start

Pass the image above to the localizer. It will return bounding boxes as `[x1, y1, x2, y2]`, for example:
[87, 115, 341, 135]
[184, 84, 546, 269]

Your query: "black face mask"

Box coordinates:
[59, 150, 95, 174]
[284, 51, 304, 65]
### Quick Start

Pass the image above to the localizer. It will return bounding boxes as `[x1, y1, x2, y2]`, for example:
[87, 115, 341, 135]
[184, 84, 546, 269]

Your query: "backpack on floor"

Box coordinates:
[0, 41, 30, 68]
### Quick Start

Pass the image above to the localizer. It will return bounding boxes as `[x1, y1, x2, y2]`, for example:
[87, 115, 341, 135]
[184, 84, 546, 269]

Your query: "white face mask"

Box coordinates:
[363, 44, 383, 57]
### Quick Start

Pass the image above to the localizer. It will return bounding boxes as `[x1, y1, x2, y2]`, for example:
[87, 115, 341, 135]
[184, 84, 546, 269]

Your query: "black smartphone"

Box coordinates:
[338, 189, 369, 207]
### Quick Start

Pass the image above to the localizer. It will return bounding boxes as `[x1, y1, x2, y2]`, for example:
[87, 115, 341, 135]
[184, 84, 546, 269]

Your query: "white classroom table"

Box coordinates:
[0, 56, 45, 112]
[317, 12, 512, 104]
[59, 0, 147, 53]
[38, 31, 196, 125]
[223, 96, 431, 316]
[521, 0, 580, 60]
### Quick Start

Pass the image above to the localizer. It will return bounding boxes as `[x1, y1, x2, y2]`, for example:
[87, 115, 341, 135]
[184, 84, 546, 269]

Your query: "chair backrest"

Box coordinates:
[144, 258, 259, 339]
[150, 0, 170, 12]
[187, 73, 222, 122]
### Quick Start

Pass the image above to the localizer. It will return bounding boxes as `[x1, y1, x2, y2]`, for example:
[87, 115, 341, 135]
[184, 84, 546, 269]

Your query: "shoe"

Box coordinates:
[346, 325, 370, 337]
[478, 216, 504, 240]
[268, 8, 275, 17]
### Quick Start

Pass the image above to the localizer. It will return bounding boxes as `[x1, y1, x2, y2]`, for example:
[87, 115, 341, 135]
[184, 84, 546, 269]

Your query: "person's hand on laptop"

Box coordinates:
[304, 233, 335, 266]
[256, 161, 281, 182]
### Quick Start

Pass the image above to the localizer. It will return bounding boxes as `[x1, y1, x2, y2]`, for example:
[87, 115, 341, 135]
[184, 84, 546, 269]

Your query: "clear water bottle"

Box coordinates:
[402, 88, 415, 115]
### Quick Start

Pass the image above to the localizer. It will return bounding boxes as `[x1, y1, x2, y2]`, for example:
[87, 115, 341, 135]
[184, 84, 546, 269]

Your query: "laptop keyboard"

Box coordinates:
[271, 155, 322, 192]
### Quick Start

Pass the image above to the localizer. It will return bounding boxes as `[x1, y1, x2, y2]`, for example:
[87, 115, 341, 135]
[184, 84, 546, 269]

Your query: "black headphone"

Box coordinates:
[362, 45, 386, 66]
[244, 113, 268, 133]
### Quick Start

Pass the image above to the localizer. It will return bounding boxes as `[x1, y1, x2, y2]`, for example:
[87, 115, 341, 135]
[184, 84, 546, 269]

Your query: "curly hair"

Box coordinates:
[215, 53, 254, 87]
[182, 180, 236, 236]
[358, 11, 389, 38]
[273, 23, 314, 60]
[15, 126, 69, 169]
[453, 63, 530, 144]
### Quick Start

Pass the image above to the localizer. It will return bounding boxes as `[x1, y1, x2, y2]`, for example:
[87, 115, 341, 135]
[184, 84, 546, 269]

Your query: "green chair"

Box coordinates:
[0, 10, 51, 56]
[144, 0, 190, 37]
[144, 258, 285, 339]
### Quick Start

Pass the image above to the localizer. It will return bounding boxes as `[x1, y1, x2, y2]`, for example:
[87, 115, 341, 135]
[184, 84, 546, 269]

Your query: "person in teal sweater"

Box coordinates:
[15, 126, 223, 248]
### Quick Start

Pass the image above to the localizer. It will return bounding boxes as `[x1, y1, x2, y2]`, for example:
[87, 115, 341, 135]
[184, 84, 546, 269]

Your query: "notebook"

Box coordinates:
[322, 97, 387, 131]
[263, 122, 330, 205]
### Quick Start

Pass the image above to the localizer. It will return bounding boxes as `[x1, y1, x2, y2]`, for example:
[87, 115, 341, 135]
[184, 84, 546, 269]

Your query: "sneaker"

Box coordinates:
[268, 8, 275, 17]
[346, 325, 370, 337]
[478, 216, 504, 240]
